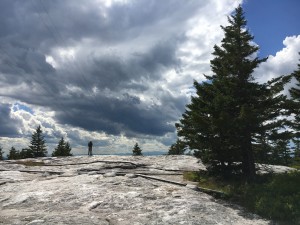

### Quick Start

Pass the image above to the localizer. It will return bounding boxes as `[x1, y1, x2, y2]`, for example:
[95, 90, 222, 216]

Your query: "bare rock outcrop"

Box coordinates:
[0, 155, 272, 225]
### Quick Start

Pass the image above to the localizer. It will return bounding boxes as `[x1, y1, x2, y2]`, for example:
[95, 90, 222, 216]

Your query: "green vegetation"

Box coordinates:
[19, 148, 34, 159]
[290, 54, 300, 170]
[52, 137, 73, 157]
[29, 125, 47, 157]
[176, 5, 298, 180]
[184, 171, 300, 224]
[291, 163, 300, 170]
[0, 146, 3, 160]
[6, 147, 37, 160]
[176, 11, 300, 224]
[184, 171, 231, 193]
[132, 143, 143, 156]
[7, 147, 19, 160]
[5, 126, 48, 160]
[168, 139, 186, 155]
[241, 172, 300, 223]
[3, 126, 75, 160]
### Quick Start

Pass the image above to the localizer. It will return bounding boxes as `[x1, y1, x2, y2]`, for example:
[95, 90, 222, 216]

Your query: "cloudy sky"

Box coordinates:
[0, 0, 299, 156]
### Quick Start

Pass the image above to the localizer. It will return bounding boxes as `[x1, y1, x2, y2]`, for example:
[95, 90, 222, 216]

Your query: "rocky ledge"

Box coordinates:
[0, 155, 273, 225]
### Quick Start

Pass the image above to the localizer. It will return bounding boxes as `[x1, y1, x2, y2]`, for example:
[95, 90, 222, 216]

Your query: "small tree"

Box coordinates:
[19, 148, 34, 159]
[0, 146, 4, 160]
[168, 139, 186, 155]
[52, 137, 72, 157]
[64, 142, 72, 156]
[7, 147, 20, 160]
[132, 143, 142, 156]
[29, 125, 47, 157]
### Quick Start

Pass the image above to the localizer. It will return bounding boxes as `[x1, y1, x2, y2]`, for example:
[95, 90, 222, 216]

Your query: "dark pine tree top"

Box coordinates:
[7, 147, 20, 160]
[29, 125, 47, 158]
[52, 137, 72, 157]
[132, 143, 142, 156]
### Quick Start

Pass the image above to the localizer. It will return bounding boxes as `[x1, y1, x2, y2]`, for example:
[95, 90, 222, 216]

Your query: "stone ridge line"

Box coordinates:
[44, 160, 146, 167]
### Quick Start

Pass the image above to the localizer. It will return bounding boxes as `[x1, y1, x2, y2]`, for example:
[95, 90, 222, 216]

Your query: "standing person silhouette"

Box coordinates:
[88, 141, 93, 156]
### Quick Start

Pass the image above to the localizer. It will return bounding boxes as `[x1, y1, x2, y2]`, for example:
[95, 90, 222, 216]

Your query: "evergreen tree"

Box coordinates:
[293, 141, 300, 166]
[132, 143, 142, 156]
[254, 74, 292, 165]
[168, 139, 186, 155]
[269, 131, 293, 165]
[176, 6, 290, 178]
[52, 137, 64, 157]
[19, 148, 34, 159]
[7, 147, 20, 160]
[52, 137, 72, 157]
[274, 140, 292, 165]
[0, 146, 4, 160]
[253, 130, 272, 163]
[64, 142, 72, 156]
[289, 54, 300, 164]
[29, 125, 47, 157]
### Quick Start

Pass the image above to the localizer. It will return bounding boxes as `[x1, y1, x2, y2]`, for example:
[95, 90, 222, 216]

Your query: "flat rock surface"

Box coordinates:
[0, 156, 273, 224]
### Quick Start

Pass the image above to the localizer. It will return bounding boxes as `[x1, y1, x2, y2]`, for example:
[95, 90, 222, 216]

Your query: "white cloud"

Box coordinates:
[254, 35, 300, 83]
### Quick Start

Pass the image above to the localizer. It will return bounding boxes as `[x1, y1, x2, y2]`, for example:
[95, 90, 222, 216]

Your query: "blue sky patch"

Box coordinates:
[13, 103, 34, 115]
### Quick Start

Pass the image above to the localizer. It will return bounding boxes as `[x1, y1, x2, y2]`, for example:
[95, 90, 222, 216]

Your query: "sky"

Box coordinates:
[0, 0, 299, 156]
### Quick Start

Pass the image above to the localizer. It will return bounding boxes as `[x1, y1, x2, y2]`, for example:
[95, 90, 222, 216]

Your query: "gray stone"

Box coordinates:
[88, 201, 102, 210]
[103, 172, 117, 177]
[186, 184, 198, 190]
[26, 219, 45, 225]
[125, 173, 137, 178]
[0, 156, 271, 225]
[42, 172, 50, 177]
[88, 171, 98, 175]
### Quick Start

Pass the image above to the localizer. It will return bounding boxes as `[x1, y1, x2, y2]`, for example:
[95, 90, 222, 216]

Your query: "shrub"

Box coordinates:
[184, 170, 300, 224]
[233, 171, 300, 223]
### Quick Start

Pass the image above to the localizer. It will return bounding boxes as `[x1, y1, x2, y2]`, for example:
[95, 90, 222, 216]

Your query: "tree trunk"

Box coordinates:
[242, 134, 256, 180]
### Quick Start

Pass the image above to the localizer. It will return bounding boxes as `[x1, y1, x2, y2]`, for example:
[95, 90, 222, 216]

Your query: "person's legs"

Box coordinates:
[88, 148, 93, 156]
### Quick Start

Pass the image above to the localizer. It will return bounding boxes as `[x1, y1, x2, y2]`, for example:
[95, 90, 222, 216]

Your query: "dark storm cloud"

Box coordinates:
[0, 104, 20, 137]
[32, 0, 207, 43]
[0, 45, 55, 86]
[2, 37, 185, 137]
[49, 53, 187, 137]
[82, 40, 180, 91]
[54, 92, 177, 137]
[0, 0, 206, 137]
[0, 0, 205, 49]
